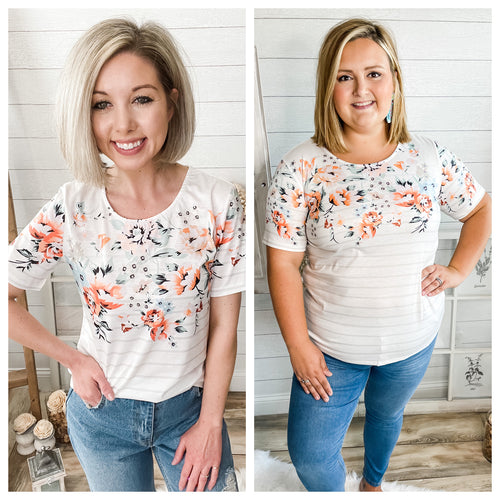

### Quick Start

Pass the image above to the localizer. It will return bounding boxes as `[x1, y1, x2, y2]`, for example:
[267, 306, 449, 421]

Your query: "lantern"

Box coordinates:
[27, 448, 66, 492]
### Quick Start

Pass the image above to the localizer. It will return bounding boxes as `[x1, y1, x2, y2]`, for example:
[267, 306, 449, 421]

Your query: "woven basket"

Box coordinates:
[482, 412, 492, 462]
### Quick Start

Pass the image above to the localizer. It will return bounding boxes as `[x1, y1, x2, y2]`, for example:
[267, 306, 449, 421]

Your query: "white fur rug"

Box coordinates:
[254, 450, 433, 492]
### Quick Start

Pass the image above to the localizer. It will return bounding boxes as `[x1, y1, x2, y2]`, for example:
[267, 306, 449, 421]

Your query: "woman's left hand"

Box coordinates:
[421, 264, 464, 297]
[172, 419, 223, 491]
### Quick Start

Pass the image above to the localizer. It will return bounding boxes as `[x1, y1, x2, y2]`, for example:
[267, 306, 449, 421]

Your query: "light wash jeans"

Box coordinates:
[287, 335, 437, 491]
[66, 386, 238, 492]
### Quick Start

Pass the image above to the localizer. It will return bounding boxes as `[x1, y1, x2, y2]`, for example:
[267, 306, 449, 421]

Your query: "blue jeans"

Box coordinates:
[287, 336, 437, 491]
[66, 386, 238, 492]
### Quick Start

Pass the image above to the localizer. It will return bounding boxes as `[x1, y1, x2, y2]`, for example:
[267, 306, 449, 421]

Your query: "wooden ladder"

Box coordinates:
[8, 176, 42, 420]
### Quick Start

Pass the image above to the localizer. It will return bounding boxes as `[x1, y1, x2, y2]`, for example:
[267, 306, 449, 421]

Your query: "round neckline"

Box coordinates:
[103, 166, 191, 222]
[322, 141, 402, 167]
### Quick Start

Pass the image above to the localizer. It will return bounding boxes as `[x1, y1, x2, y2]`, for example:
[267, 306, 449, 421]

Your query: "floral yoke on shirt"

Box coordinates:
[9, 169, 245, 349]
[266, 138, 481, 250]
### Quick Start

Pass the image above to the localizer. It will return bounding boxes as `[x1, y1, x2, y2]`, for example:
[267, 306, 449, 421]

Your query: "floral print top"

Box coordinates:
[263, 136, 485, 365]
[9, 168, 246, 402]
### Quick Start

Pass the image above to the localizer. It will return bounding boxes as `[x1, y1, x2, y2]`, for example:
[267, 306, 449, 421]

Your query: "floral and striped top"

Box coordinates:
[9, 168, 246, 402]
[263, 136, 484, 365]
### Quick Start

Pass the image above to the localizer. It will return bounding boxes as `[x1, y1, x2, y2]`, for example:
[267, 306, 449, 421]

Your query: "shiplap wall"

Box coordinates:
[8, 8, 246, 391]
[254, 8, 492, 415]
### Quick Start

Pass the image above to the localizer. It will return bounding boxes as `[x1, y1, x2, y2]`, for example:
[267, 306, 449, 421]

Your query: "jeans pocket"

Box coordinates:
[85, 393, 106, 410]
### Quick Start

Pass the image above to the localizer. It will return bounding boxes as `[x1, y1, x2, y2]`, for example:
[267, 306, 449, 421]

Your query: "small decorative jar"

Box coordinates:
[46, 390, 69, 443]
[13, 413, 37, 455]
[34, 420, 56, 452]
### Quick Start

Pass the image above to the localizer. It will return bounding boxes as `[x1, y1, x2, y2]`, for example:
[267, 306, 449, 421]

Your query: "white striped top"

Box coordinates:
[9, 168, 245, 402]
[263, 136, 484, 365]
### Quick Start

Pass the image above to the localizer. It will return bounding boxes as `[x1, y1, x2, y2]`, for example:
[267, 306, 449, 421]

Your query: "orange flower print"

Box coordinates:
[271, 210, 292, 239]
[305, 192, 322, 220]
[179, 225, 213, 254]
[394, 161, 404, 170]
[290, 189, 305, 208]
[442, 167, 453, 186]
[393, 188, 419, 208]
[98, 234, 111, 248]
[329, 189, 351, 207]
[141, 309, 170, 341]
[214, 220, 234, 247]
[73, 213, 86, 227]
[358, 211, 383, 239]
[83, 280, 123, 319]
[464, 172, 476, 198]
[415, 193, 432, 214]
[29, 214, 63, 262]
[231, 255, 242, 267]
[173, 266, 200, 295]
[312, 165, 340, 185]
[298, 158, 315, 182]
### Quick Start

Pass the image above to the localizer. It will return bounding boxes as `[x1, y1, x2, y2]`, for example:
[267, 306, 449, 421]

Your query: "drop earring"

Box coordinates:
[386, 95, 394, 124]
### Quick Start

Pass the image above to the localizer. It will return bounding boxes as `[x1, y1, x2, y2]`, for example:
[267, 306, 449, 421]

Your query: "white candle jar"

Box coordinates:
[13, 413, 37, 455]
[33, 420, 56, 452]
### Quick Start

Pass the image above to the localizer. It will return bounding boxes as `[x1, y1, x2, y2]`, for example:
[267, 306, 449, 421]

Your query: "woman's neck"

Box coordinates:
[105, 163, 188, 219]
[337, 127, 396, 164]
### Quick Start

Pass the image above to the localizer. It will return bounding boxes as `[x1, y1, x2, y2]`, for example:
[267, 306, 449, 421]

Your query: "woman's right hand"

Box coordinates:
[9, 283, 114, 407]
[288, 340, 333, 402]
[69, 352, 115, 407]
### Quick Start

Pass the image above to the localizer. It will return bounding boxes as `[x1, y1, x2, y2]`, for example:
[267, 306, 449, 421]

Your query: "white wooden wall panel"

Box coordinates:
[262, 96, 491, 134]
[9, 102, 244, 138]
[255, 8, 491, 22]
[254, 8, 491, 415]
[9, 67, 245, 105]
[7, 8, 245, 31]
[254, 15, 490, 59]
[259, 59, 491, 98]
[8, 8, 246, 392]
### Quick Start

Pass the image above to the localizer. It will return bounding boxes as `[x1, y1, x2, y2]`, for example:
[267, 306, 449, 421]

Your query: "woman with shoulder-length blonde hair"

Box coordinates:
[313, 18, 410, 155]
[9, 18, 244, 492]
[263, 17, 490, 491]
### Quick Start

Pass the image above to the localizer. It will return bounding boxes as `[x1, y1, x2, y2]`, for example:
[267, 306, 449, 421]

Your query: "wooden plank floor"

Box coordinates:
[254, 411, 491, 492]
[9, 392, 245, 492]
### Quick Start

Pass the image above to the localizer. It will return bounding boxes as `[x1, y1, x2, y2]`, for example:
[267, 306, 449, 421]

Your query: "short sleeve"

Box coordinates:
[209, 185, 246, 297]
[262, 160, 308, 251]
[437, 143, 486, 221]
[8, 188, 66, 291]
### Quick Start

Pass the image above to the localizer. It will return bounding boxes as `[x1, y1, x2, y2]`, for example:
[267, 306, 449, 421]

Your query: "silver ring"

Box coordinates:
[301, 379, 310, 384]
[212, 466, 218, 470]
[435, 277, 443, 286]
[200, 474, 209, 479]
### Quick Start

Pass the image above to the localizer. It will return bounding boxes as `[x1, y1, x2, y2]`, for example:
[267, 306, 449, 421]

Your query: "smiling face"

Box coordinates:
[91, 51, 175, 173]
[333, 37, 395, 140]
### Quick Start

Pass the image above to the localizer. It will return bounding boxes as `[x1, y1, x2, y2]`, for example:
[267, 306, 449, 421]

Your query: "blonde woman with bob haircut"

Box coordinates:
[263, 18, 490, 491]
[9, 18, 244, 492]
[57, 18, 195, 187]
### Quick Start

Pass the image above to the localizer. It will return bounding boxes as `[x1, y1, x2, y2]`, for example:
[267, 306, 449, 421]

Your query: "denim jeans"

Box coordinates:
[66, 386, 238, 492]
[287, 336, 437, 491]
